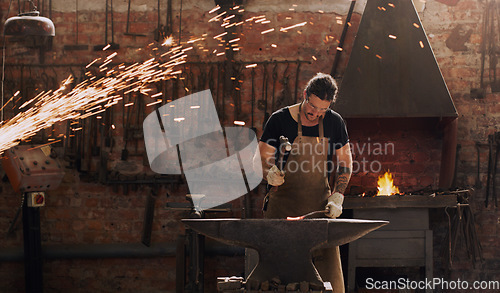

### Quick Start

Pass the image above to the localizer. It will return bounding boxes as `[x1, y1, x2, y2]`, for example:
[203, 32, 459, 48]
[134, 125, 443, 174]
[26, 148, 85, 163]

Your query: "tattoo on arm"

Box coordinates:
[334, 166, 352, 194]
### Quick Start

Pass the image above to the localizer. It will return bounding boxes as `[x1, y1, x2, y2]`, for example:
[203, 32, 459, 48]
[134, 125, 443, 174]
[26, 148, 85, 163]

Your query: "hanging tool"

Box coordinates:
[125, 0, 147, 37]
[232, 63, 243, 120]
[494, 133, 500, 207]
[166, 0, 173, 36]
[208, 65, 216, 102]
[64, 0, 89, 50]
[141, 185, 159, 247]
[444, 191, 483, 268]
[121, 94, 132, 160]
[271, 63, 278, 112]
[216, 63, 223, 119]
[178, 0, 183, 44]
[484, 132, 499, 207]
[94, 0, 120, 50]
[153, 0, 165, 41]
[98, 110, 109, 183]
[294, 61, 302, 103]
[475, 141, 482, 189]
[275, 62, 293, 110]
[250, 67, 256, 133]
[258, 63, 269, 129]
[221, 64, 227, 123]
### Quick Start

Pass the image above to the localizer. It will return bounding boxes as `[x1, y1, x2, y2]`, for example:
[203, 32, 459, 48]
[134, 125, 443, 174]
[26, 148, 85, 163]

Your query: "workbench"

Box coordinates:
[344, 194, 457, 293]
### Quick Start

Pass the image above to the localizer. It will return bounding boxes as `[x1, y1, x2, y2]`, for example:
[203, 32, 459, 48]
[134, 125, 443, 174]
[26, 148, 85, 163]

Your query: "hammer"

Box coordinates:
[278, 135, 292, 171]
[268, 136, 291, 193]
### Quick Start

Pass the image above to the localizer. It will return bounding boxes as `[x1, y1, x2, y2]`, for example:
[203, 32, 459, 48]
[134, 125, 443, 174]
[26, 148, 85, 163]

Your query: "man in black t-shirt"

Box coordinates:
[254, 72, 352, 292]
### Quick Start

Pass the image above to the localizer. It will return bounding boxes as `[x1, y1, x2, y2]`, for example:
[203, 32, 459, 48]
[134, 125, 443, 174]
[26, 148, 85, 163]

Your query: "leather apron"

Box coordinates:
[263, 106, 345, 292]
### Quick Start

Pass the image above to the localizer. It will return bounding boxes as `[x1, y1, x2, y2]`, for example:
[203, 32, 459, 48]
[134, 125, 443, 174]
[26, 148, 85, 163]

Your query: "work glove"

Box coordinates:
[326, 192, 344, 218]
[266, 165, 285, 186]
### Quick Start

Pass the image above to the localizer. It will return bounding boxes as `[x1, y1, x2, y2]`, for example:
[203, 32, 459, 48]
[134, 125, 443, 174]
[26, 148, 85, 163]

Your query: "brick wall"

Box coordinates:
[0, 0, 498, 292]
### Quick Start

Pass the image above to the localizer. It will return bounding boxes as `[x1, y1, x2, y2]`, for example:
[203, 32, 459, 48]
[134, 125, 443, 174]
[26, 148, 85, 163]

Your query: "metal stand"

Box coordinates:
[169, 200, 231, 293]
[22, 192, 43, 293]
[185, 229, 205, 293]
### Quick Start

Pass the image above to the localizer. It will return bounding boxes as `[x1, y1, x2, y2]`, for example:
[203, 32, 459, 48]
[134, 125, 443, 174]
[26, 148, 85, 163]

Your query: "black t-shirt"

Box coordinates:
[260, 106, 349, 171]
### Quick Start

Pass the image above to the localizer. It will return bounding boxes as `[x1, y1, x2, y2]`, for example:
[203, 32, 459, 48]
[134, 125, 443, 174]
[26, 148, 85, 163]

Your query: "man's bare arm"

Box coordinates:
[334, 143, 352, 194]
[253, 141, 277, 180]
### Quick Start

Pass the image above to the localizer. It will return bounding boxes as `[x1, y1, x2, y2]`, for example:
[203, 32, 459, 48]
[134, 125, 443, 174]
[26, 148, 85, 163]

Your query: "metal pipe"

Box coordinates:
[439, 117, 458, 189]
[0, 241, 244, 262]
[330, 0, 356, 78]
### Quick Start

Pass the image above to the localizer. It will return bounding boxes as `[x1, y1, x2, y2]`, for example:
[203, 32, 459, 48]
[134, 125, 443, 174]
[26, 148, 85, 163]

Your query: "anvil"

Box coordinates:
[182, 218, 388, 286]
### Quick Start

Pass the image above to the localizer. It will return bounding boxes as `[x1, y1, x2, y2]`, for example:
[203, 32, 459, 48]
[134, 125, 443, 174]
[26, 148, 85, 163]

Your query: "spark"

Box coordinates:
[209, 5, 221, 14]
[0, 5, 315, 154]
[280, 21, 307, 32]
[224, 14, 236, 22]
[234, 121, 245, 126]
[261, 28, 275, 35]
[246, 64, 257, 68]
[86, 58, 101, 68]
[146, 100, 162, 107]
[419, 41, 424, 48]
[162, 35, 175, 46]
[214, 32, 228, 39]
[209, 11, 226, 22]
[389, 34, 397, 39]
[0, 91, 20, 112]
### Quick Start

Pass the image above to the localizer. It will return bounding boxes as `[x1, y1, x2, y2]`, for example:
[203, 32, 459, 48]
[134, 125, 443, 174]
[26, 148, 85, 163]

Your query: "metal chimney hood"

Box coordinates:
[335, 0, 458, 118]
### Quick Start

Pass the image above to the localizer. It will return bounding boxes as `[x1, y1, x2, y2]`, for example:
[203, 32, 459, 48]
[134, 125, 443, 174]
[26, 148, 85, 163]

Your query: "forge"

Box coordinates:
[182, 218, 388, 289]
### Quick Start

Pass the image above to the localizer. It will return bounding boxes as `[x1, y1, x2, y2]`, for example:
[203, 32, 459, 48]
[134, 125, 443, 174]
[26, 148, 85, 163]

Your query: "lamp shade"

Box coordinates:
[4, 11, 55, 37]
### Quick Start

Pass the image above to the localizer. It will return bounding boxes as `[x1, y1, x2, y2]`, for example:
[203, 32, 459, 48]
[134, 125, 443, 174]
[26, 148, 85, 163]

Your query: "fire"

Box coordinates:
[376, 171, 400, 196]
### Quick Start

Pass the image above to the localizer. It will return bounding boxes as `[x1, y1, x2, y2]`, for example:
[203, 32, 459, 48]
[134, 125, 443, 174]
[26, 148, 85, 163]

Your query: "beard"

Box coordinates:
[304, 111, 319, 122]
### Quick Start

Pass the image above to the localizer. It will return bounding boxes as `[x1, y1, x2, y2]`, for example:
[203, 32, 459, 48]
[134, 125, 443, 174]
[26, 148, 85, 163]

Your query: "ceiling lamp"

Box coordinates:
[4, 2, 55, 37]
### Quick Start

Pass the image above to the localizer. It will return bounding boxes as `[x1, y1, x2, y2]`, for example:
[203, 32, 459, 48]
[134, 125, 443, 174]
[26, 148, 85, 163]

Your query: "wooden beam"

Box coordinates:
[344, 194, 457, 209]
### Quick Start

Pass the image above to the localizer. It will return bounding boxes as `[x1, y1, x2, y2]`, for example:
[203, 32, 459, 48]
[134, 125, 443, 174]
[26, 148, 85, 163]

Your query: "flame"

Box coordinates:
[376, 171, 400, 196]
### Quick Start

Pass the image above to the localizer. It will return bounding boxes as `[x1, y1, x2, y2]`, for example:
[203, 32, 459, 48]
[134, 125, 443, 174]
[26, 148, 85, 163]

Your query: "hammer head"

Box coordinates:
[279, 136, 292, 152]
